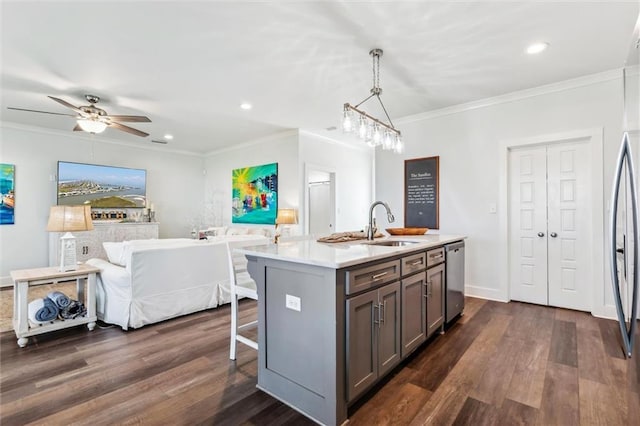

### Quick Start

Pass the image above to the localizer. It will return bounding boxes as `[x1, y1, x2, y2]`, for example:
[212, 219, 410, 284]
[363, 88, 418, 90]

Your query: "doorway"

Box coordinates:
[305, 166, 336, 236]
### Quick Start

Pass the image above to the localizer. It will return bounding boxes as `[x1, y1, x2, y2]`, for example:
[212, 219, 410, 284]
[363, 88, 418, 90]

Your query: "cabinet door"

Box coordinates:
[378, 281, 401, 377]
[401, 272, 427, 358]
[426, 264, 445, 337]
[346, 289, 378, 402]
[75, 232, 99, 263]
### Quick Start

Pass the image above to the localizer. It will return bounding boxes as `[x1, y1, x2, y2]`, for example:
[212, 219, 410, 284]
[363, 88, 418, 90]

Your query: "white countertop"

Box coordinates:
[236, 234, 466, 268]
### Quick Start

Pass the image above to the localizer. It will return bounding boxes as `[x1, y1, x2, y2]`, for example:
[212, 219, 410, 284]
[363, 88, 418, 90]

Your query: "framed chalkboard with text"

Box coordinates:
[404, 156, 439, 229]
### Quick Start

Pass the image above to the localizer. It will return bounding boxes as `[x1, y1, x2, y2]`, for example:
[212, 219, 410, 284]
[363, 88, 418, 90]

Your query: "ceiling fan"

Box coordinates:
[7, 94, 151, 137]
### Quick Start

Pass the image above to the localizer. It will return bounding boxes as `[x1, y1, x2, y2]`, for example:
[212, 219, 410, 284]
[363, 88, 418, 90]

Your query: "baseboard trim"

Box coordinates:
[465, 285, 508, 303]
[591, 305, 618, 321]
[1, 276, 12, 288]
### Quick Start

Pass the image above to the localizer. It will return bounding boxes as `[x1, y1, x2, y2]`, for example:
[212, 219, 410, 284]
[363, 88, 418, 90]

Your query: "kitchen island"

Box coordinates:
[237, 234, 465, 425]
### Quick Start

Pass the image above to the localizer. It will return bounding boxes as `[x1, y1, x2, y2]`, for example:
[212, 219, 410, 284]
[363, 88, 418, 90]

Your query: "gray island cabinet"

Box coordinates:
[238, 234, 465, 426]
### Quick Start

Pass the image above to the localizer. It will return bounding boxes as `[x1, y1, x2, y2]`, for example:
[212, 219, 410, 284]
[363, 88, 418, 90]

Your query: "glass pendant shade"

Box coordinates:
[373, 124, 382, 145]
[358, 116, 368, 139]
[342, 108, 353, 133]
[383, 130, 394, 150]
[77, 119, 107, 134]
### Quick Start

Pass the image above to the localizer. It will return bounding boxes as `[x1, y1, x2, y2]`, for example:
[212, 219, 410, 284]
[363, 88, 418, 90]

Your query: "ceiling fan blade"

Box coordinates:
[107, 115, 151, 123]
[73, 124, 82, 131]
[7, 107, 76, 117]
[48, 96, 83, 114]
[110, 121, 149, 137]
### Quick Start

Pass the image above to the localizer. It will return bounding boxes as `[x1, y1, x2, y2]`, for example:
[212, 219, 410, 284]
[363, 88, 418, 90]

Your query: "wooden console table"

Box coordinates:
[10, 264, 99, 347]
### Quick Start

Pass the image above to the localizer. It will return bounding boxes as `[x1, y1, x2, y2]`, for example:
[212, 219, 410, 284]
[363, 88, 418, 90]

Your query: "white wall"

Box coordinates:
[375, 71, 625, 318]
[203, 131, 300, 233]
[202, 130, 374, 236]
[0, 125, 204, 284]
[299, 131, 374, 233]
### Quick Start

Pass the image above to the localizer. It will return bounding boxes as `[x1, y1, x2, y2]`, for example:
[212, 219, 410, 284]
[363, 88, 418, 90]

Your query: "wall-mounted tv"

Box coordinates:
[57, 161, 146, 208]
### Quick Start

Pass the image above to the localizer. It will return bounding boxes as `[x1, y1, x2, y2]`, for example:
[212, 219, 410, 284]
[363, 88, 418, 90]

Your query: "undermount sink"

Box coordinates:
[363, 240, 419, 247]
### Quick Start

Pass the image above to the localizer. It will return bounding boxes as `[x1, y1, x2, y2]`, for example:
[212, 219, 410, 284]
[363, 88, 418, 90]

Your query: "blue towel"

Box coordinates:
[47, 291, 71, 309]
[28, 298, 59, 323]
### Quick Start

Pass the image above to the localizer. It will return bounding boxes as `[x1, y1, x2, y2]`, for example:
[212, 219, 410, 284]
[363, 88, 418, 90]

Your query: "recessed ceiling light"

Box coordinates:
[527, 42, 549, 55]
[164, 134, 174, 140]
[240, 102, 252, 110]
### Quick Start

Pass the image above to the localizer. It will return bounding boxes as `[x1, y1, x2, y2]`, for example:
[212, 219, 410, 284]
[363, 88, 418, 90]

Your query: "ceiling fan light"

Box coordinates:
[77, 119, 107, 134]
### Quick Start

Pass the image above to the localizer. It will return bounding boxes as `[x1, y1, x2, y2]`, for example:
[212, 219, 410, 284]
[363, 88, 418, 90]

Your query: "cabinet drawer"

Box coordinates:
[401, 252, 426, 276]
[426, 247, 445, 268]
[346, 260, 401, 295]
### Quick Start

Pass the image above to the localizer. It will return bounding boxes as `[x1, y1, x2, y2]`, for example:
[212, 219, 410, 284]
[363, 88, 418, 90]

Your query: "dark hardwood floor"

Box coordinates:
[1, 297, 638, 425]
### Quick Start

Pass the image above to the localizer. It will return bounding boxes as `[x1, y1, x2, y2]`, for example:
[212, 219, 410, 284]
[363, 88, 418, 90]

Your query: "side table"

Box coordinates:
[10, 264, 99, 347]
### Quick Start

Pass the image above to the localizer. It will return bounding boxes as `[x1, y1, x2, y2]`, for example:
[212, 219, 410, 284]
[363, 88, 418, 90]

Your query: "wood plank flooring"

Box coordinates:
[1, 297, 638, 425]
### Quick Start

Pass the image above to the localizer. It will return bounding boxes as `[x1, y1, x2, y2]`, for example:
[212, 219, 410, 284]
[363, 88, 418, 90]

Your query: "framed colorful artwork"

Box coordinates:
[232, 162, 278, 224]
[1, 163, 15, 225]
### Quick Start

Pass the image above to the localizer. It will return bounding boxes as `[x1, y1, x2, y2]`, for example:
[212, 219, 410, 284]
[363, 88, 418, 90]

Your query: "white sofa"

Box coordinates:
[86, 235, 269, 330]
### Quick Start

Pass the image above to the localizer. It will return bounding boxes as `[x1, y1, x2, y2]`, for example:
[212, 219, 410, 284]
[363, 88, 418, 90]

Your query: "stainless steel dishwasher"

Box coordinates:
[445, 241, 465, 323]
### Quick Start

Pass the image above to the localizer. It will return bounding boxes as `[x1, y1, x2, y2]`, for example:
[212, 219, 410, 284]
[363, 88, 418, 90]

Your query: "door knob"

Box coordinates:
[537, 232, 545, 237]
[550, 232, 558, 238]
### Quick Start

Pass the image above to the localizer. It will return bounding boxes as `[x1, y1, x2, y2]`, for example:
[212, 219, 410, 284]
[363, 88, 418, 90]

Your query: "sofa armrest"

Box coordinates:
[86, 258, 131, 289]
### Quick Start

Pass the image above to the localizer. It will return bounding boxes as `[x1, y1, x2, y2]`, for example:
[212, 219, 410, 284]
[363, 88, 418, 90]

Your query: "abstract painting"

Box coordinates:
[0, 163, 15, 225]
[232, 162, 278, 224]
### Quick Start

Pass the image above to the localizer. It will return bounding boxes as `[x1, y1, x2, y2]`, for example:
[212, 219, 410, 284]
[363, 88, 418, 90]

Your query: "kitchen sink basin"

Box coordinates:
[363, 240, 419, 247]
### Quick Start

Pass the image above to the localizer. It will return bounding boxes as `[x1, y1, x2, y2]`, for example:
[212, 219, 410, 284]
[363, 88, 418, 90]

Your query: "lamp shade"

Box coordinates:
[276, 208, 298, 225]
[47, 205, 94, 232]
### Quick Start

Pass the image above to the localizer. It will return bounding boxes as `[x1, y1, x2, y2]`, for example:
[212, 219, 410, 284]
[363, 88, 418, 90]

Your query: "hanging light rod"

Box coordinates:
[343, 103, 397, 134]
[342, 48, 403, 153]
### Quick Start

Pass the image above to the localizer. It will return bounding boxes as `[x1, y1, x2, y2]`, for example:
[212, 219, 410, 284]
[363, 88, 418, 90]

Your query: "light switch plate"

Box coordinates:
[285, 294, 301, 312]
[489, 203, 497, 214]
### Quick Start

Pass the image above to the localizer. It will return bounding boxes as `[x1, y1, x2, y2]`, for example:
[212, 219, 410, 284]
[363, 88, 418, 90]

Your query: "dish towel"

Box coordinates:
[47, 291, 71, 309]
[59, 300, 86, 320]
[28, 297, 59, 324]
[317, 230, 384, 243]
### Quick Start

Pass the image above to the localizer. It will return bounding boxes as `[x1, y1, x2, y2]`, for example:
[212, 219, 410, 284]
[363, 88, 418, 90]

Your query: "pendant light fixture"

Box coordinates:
[342, 48, 403, 153]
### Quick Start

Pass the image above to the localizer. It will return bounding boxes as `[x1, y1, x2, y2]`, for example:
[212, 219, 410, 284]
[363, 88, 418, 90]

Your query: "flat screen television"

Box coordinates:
[57, 161, 147, 208]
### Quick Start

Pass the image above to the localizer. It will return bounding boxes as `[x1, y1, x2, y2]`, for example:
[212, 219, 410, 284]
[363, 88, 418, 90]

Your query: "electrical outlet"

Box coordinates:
[285, 294, 301, 312]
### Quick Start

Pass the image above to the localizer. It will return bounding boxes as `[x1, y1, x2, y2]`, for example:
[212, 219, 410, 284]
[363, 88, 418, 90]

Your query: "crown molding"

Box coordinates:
[398, 68, 624, 125]
[0, 121, 202, 157]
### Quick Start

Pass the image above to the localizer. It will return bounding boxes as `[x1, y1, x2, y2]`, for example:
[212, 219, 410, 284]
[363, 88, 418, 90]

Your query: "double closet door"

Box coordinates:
[509, 141, 592, 311]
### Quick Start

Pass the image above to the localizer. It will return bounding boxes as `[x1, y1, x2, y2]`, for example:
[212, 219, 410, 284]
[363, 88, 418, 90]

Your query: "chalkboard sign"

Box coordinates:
[405, 156, 439, 229]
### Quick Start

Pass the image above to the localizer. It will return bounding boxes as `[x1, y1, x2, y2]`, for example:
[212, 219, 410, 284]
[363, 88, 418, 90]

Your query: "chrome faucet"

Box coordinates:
[367, 201, 395, 240]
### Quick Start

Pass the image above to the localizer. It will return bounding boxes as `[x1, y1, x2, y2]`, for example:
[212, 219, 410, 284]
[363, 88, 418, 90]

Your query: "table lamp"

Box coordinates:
[47, 205, 94, 271]
[275, 208, 298, 243]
